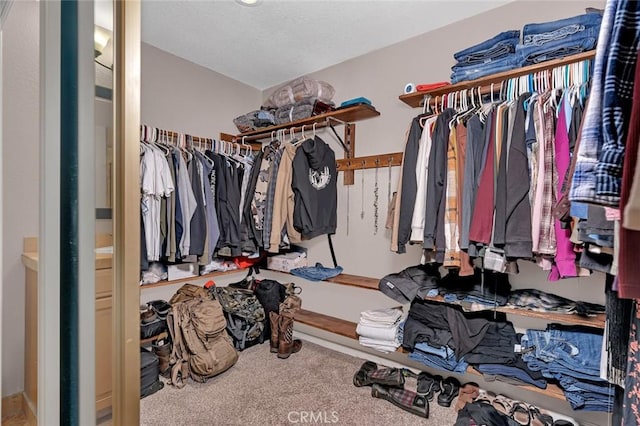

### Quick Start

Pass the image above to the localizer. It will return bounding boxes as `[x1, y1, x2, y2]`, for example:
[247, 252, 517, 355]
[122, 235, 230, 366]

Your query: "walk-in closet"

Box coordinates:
[2, 1, 639, 425]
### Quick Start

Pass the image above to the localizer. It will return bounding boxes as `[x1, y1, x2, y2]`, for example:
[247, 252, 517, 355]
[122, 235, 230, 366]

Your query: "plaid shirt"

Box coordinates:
[595, 0, 640, 204]
[444, 128, 461, 268]
[570, 0, 616, 204]
[507, 289, 605, 315]
[263, 145, 284, 249]
[537, 93, 557, 256]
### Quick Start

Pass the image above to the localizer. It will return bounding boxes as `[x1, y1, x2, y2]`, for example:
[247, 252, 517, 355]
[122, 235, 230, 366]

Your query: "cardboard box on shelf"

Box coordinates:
[267, 250, 308, 273]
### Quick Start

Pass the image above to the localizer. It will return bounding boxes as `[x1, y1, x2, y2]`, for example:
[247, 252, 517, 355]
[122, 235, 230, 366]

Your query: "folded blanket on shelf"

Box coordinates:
[356, 323, 400, 341]
[360, 308, 403, 325]
[358, 336, 400, 353]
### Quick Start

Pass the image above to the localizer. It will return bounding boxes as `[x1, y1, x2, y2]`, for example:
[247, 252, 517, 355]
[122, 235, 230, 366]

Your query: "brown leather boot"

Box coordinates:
[277, 312, 302, 359]
[269, 311, 280, 353]
[152, 339, 172, 377]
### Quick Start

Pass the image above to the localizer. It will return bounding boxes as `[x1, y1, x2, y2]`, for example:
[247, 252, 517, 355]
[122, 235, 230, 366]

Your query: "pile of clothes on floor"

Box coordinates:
[451, 10, 602, 83]
[356, 308, 403, 353]
[351, 360, 578, 425]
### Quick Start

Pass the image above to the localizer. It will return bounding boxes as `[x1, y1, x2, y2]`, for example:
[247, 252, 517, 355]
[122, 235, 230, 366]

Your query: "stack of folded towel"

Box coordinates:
[356, 308, 403, 353]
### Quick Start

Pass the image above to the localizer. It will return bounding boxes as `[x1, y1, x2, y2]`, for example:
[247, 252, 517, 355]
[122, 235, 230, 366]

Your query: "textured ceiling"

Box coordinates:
[141, 0, 511, 90]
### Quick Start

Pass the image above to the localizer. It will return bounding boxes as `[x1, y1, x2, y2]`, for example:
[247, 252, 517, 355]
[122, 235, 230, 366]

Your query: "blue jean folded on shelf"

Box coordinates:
[450, 54, 520, 84]
[564, 389, 615, 412]
[289, 262, 343, 281]
[475, 363, 547, 389]
[453, 30, 520, 62]
[522, 326, 603, 376]
[521, 325, 613, 411]
[518, 35, 597, 67]
[559, 375, 615, 395]
[453, 41, 518, 68]
[409, 346, 469, 374]
[414, 341, 455, 359]
[523, 12, 602, 47]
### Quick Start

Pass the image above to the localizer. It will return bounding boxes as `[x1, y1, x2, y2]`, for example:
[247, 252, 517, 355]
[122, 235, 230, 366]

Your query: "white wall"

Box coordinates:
[1, 0, 39, 397]
[141, 43, 261, 138]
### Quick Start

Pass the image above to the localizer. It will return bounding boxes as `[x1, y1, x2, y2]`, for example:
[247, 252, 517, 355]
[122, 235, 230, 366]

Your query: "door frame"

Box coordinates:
[111, 1, 141, 424]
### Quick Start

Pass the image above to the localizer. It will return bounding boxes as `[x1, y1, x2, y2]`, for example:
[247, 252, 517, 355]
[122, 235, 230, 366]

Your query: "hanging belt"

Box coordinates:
[327, 234, 338, 268]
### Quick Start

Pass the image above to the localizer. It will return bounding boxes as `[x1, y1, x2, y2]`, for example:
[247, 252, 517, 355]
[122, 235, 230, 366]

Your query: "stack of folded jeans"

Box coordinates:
[451, 11, 602, 84]
[522, 325, 614, 411]
[451, 30, 521, 84]
[399, 318, 469, 373]
[409, 340, 469, 374]
[518, 11, 602, 67]
[356, 308, 403, 353]
[474, 357, 548, 389]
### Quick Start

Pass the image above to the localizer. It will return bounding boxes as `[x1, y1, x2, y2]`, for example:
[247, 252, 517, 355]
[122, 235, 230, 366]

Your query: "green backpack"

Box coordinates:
[211, 286, 266, 351]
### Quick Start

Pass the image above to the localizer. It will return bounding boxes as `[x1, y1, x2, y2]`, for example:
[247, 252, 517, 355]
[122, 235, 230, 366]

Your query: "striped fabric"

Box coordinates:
[444, 128, 461, 268]
[538, 98, 558, 256]
[595, 0, 640, 204]
[570, 0, 616, 204]
[387, 387, 419, 408]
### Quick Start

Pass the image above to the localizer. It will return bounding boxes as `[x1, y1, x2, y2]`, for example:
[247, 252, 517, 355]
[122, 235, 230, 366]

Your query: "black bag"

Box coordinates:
[140, 299, 171, 339]
[253, 279, 287, 340]
[140, 347, 164, 398]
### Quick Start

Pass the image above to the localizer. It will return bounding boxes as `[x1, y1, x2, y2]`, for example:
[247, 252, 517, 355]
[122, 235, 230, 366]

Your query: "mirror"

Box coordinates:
[95, 1, 113, 226]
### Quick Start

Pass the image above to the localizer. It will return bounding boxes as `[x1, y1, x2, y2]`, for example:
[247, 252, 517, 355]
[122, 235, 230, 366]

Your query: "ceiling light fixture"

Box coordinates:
[236, 0, 262, 7]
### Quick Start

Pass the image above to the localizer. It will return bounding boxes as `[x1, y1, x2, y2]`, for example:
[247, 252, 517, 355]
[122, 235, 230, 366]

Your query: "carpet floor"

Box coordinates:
[140, 340, 460, 425]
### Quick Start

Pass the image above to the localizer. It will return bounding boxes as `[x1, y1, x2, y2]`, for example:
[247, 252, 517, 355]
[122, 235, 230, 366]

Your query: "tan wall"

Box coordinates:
[2, 0, 39, 397]
[141, 43, 261, 138]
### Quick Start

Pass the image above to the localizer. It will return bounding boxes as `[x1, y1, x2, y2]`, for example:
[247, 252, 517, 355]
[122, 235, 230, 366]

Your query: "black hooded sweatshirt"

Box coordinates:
[291, 136, 337, 239]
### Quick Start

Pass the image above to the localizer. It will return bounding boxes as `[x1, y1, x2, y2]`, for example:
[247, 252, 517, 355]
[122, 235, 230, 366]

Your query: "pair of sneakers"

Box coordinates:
[417, 372, 461, 408]
[353, 361, 428, 418]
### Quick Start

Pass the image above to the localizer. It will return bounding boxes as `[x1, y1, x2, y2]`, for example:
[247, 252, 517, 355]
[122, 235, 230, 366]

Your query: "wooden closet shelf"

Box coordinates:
[225, 104, 380, 142]
[422, 295, 605, 330]
[399, 51, 596, 108]
[273, 269, 605, 328]
[293, 309, 567, 401]
[139, 268, 247, 291]
[295, 309, 359, 340]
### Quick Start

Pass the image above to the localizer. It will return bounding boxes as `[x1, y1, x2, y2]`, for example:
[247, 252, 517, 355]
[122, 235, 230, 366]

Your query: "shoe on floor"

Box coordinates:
[437, 376, 460, 408]
[416, 372, 441, 400]
[371, 384, 429, 418]
[353, 361, 405, 388]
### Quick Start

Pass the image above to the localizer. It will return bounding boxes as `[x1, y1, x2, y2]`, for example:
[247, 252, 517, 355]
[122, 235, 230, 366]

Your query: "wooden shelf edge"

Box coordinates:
[295, 309, 359, 340]
[231, 104, 380, 140]
[139, 267, 247, 291]
[295, 309, 567, 402]
[399, 51, 596, 108]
